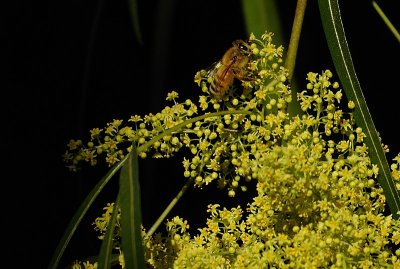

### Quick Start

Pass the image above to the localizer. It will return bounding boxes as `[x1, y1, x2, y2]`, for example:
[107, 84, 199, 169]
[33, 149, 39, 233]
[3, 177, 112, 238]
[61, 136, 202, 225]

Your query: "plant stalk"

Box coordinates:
[284, 0, 307, 82]
[371, 1, 400, 43]
[145, 178, 193, 238]
[137, 109, 251, 154]
[137, 109, 252, 237]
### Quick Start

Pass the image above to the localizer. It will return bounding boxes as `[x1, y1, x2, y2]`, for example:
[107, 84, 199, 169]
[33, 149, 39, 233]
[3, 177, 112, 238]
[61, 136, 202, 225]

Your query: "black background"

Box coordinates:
[5, 1, 399, 268]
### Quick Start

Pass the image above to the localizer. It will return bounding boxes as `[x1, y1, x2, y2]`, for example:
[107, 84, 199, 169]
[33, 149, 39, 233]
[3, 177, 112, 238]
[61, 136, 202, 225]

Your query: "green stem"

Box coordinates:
[284, 0, 308, 82]
[137, 109, 252, 236]
[145, 178, 194, 238]
[371, 1, 400, 43]
[137, 109, 252, 153]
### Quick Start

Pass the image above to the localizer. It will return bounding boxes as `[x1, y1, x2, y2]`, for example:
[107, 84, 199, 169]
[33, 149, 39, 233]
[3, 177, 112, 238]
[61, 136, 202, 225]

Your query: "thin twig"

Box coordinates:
[372, 1, 400, 43]
[145, 178, 193, 238]
[284, 0, 308, 82]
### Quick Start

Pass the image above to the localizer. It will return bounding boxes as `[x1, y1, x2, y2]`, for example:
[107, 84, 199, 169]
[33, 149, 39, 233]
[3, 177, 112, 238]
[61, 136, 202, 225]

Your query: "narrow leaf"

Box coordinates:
[119, 147, 145, 268]
[318, 0, 400, 218]
[241, 0, 302, 116]
[241, 0, 284, 46]
[127, 0, 143, 45]
[97, 199, 120, 269]
[47, 154, 130, 269]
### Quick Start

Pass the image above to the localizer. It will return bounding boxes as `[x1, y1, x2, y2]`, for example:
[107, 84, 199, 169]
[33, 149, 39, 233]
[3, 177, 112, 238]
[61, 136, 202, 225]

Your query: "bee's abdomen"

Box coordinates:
[210, 68, 234, 99]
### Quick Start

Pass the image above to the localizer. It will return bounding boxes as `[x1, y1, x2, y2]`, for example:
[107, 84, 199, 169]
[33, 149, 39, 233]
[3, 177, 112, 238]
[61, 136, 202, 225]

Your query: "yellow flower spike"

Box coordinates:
[61, 32, 400, 268]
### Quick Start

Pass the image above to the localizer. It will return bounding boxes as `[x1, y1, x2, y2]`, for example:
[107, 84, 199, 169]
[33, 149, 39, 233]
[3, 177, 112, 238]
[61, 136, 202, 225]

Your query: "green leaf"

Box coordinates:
[127, 0, 143, 45]
[119, 147, 146, 268]
[97, 198, 120, 269]
[241, 0, 284, 46]
[47, 155, 130, 269]
[241, 0, 302, 116]
[318, 0, 400, 218]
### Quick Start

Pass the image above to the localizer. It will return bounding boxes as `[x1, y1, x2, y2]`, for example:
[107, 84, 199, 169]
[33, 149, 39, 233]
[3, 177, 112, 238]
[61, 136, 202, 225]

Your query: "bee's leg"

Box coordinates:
[232, 68, 254, 82]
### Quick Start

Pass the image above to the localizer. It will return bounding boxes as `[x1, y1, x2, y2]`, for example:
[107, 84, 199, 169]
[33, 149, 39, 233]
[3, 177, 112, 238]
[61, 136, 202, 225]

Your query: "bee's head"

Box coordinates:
[232, 40, 252, 56]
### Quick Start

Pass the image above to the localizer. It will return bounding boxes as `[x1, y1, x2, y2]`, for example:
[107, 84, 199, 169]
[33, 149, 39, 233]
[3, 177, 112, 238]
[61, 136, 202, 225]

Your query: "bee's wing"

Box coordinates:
[206, 61, 222, 77]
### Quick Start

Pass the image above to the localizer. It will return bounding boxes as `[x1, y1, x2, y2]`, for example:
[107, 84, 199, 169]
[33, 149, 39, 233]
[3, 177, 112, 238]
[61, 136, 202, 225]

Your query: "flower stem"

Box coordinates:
[371, 1, 400, 43]
[284, 0, 307, 82]
[145, 178, 193, 238]
[137, 109, 252, 154]
[137, 109, 252, 237]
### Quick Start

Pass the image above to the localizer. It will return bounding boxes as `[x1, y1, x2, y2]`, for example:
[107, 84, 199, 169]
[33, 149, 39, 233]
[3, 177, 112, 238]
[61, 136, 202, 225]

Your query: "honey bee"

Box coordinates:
[206, 39, 253, 100]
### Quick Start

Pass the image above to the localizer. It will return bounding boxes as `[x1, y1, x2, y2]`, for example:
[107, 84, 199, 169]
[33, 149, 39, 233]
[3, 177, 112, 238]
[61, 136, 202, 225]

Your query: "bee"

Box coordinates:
[206, 39, 253, 100]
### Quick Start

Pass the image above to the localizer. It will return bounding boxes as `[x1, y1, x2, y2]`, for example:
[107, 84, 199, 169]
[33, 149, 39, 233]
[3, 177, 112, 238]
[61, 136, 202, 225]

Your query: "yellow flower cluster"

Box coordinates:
[93, 203, 119, 239]
[63, 93, 198, 171]
[65, 32, 400, 268]
[141, 69, 400, 267]
[63, 32, 292, 195]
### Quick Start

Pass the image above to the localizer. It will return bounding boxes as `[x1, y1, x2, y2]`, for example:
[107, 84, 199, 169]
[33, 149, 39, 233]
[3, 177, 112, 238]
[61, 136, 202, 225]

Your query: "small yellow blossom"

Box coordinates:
[166, 91, 179, 101]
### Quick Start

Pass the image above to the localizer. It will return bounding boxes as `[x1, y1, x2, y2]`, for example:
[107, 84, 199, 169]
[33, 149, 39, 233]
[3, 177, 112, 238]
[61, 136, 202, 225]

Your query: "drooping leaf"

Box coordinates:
[119, 147, 145, 268]
[318, 0, 400, 218]
[47, 155, 130, 269]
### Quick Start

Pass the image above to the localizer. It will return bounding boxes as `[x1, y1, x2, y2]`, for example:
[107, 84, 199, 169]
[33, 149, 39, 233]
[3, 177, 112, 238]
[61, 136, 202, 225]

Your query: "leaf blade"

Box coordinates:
[318, 0, 400, 217]
[127, 0, 143, 45]
[119, 147, 145, 268]
[241, 0, 284, 46]
[47, 155, 130, 269]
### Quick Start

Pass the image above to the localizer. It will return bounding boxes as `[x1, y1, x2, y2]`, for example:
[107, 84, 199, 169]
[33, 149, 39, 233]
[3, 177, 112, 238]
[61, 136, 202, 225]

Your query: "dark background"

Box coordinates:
[5, 0, 399, 268]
